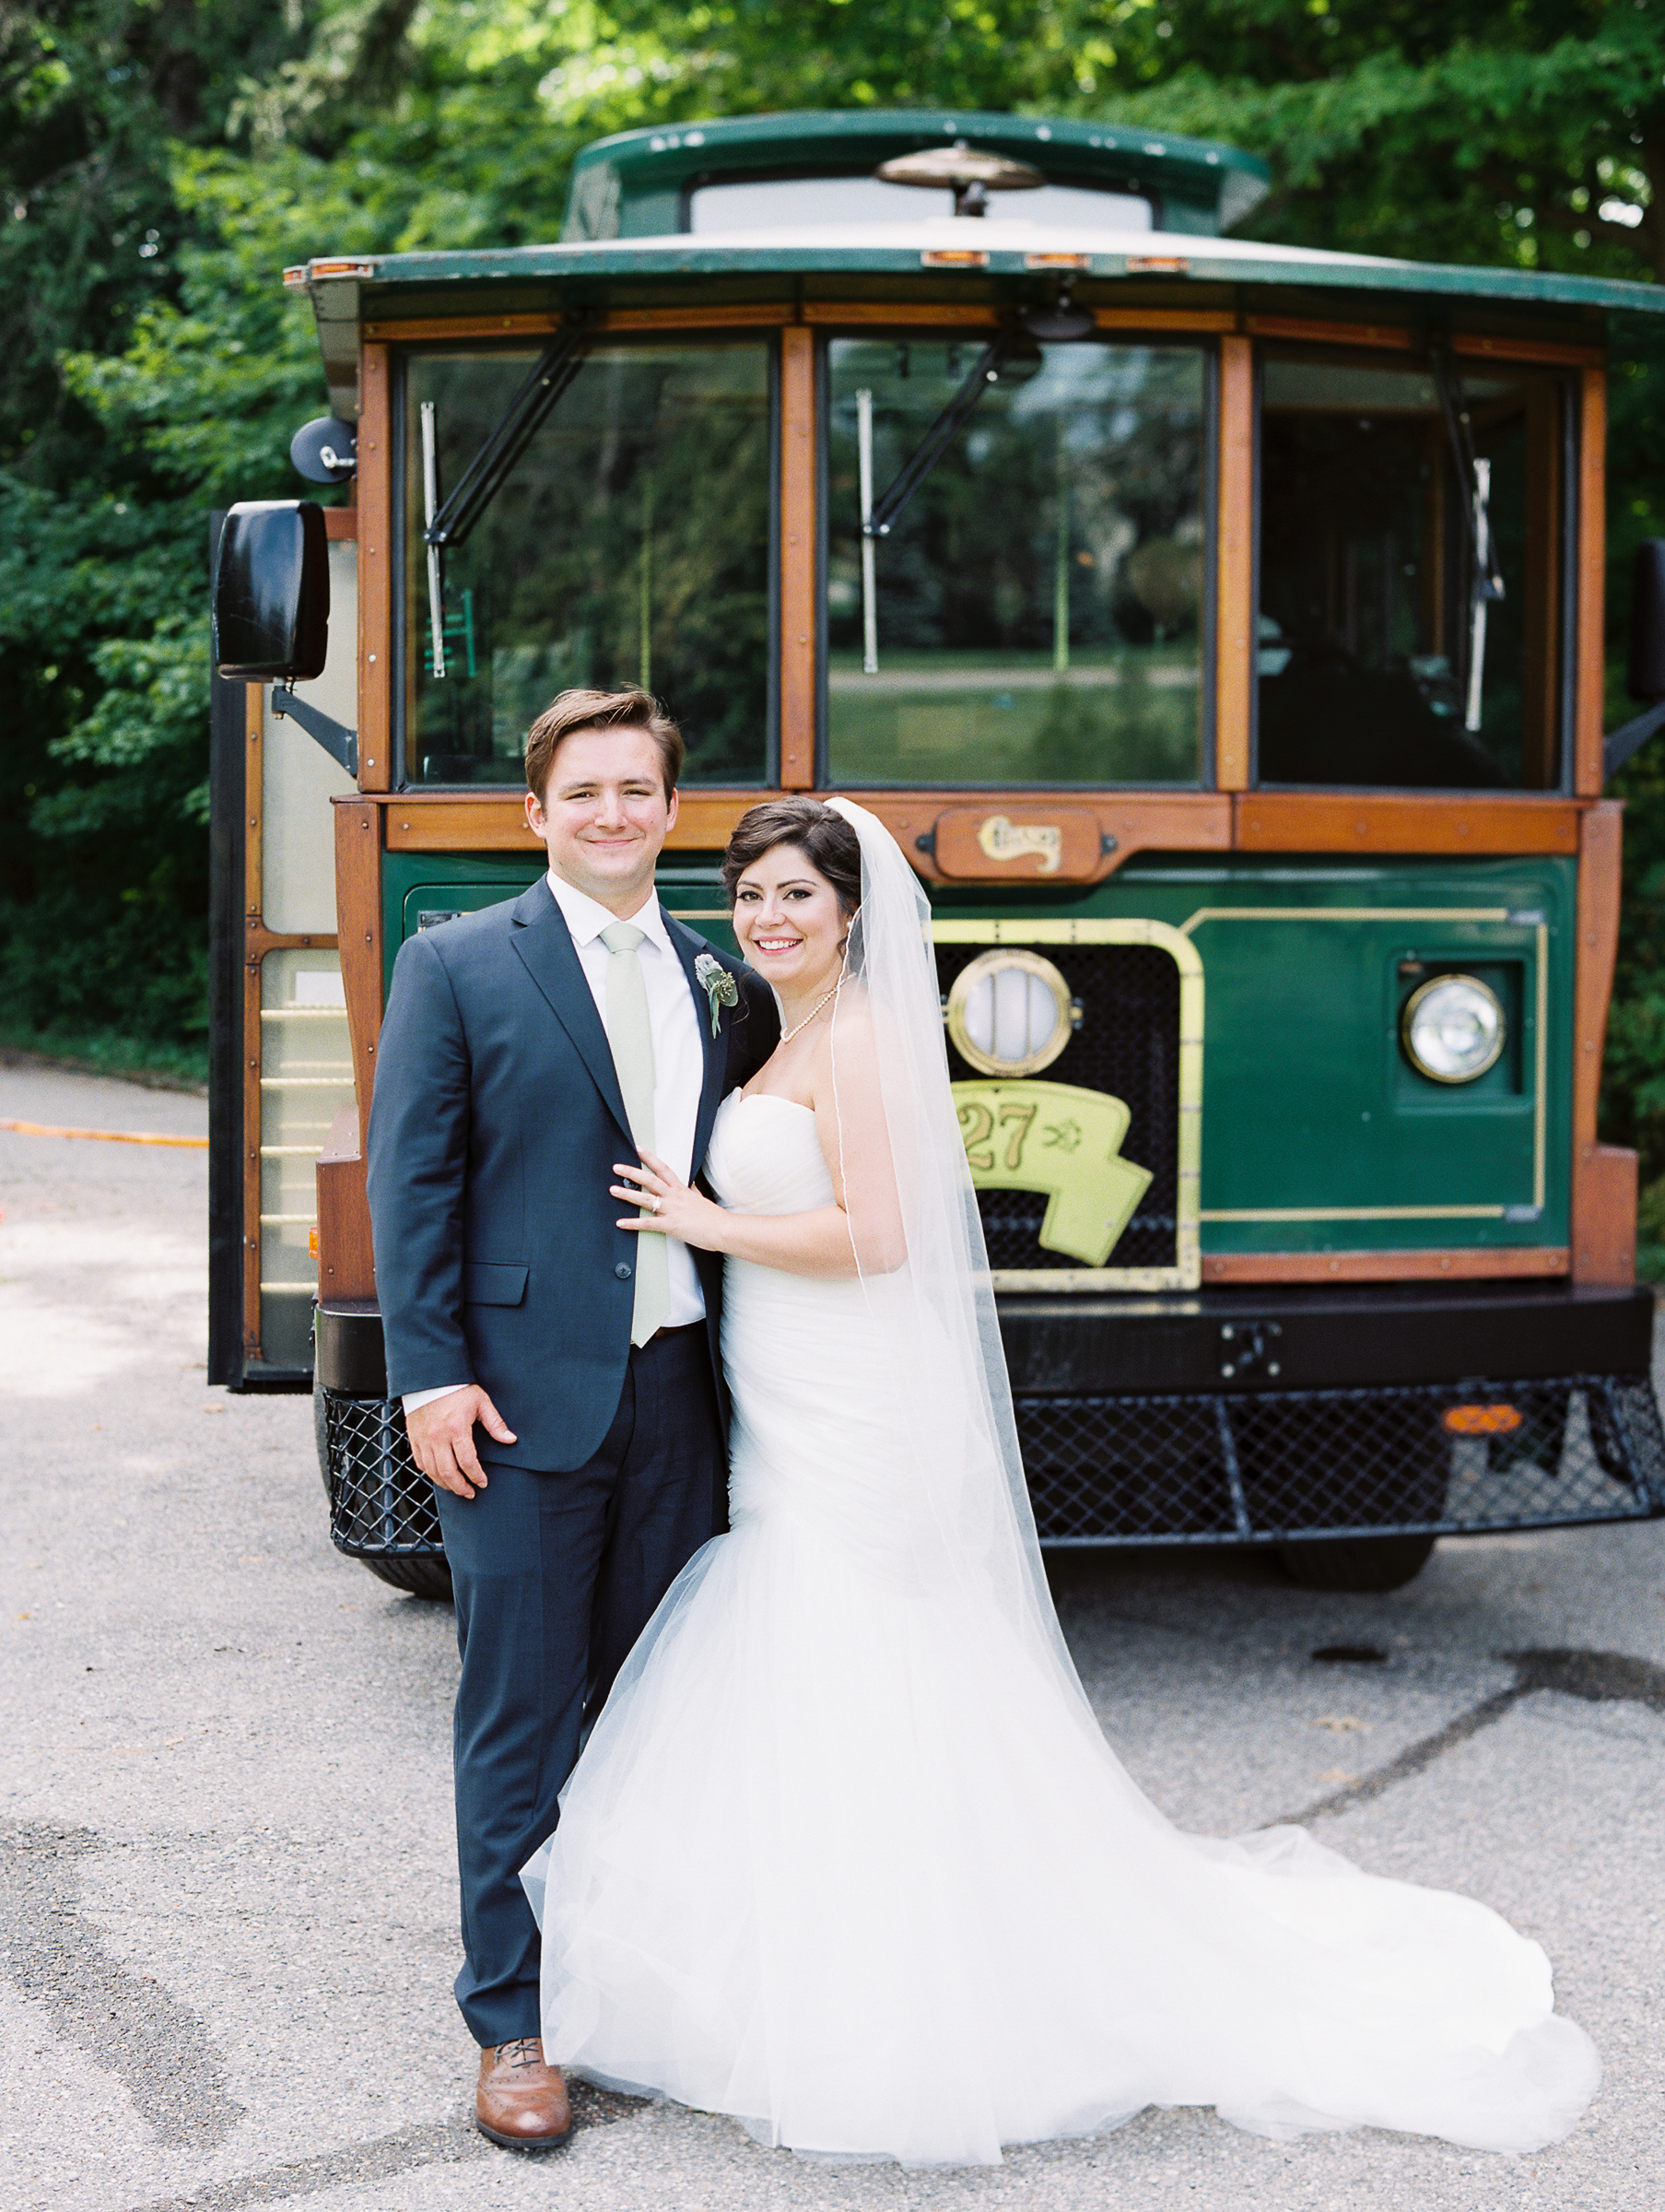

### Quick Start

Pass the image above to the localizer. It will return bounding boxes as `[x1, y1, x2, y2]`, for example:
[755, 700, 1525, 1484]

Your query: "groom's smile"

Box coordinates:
[524, 724, 678, 918]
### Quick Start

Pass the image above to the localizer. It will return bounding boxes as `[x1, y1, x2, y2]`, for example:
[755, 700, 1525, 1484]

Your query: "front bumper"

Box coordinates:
[995, 1280, 1656, 1395]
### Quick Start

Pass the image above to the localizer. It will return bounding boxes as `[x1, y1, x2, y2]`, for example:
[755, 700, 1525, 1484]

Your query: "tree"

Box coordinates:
[5, 0, 1665, 1171]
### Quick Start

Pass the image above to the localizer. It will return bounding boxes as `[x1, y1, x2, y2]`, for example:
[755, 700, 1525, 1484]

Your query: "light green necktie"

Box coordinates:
[600, 921, 670, 1347]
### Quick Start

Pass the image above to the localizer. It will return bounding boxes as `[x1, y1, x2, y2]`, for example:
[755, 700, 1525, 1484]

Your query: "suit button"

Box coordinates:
[615, 1262, 632, 1279]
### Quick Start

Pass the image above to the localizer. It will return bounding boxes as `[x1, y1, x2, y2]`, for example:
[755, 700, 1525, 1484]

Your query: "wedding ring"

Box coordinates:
[650, 1196, 662, 1214]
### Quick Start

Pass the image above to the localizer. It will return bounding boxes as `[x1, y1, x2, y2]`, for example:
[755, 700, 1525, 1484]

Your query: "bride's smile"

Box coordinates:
[731, 847, 848, 1024]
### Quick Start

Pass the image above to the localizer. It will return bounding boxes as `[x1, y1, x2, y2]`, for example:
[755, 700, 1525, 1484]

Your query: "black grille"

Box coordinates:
[322, 1392, 444, 1557]
[1016, 1375, 1665, 1543]
[937, 941, 1179, 1272]
[321, 1373, 1665, 1559]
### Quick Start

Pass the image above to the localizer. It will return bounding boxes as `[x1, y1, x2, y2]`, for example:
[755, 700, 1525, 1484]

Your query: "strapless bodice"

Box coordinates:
[704, 1090, 833, 1217]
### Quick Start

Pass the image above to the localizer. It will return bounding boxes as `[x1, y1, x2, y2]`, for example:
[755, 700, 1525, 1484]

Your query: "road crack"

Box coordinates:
[0, 1820, 241, 2150]
[1280, 1644, 1665, 1826]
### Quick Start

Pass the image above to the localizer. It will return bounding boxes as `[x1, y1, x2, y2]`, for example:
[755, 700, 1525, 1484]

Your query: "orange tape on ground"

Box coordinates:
[0, 1118, 208, 1149]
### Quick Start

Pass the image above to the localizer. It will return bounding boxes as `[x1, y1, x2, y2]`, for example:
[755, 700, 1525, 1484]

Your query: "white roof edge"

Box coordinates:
[589, 219, 1396, 271]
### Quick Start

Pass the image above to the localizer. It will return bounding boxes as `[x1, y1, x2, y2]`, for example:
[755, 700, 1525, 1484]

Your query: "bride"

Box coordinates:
[521, 794, 1600, 2167]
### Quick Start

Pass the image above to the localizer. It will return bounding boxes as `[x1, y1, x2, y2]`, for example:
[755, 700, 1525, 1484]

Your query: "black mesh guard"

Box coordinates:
[936, 941, 1180, 1272]
[322, 1372, 1665, 1558]
[323, 1393, 445, 1557]
[1016, 1375, 1665, 1543]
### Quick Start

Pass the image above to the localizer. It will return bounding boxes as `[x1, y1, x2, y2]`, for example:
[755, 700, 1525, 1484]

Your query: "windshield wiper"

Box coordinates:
[862, 330, 1021, 544]
[417, 312, 591, 681]
[423, 313, 591, 552]
[857, 328, 1030, 673]
[1431, 347, 1506, 733]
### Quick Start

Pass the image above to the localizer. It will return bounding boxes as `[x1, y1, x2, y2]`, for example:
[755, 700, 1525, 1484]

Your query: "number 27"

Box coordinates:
[958, 1099, 1038, 1172]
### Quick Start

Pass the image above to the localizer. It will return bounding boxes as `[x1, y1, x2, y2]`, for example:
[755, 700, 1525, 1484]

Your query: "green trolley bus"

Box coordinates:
[208, 108, 1665, 1597]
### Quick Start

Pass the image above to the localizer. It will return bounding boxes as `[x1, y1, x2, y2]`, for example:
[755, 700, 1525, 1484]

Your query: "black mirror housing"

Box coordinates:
[213, 500, 329, 680]
[1627, 539, 1665, 703]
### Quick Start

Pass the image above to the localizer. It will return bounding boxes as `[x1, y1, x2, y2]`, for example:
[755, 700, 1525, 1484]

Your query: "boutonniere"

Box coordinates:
[694, 951, 740, 1038]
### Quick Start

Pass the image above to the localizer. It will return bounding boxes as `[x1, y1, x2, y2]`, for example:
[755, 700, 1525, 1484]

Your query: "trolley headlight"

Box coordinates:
[1400, 974, 1506, 1084]
[945, 949, 1077, 1077]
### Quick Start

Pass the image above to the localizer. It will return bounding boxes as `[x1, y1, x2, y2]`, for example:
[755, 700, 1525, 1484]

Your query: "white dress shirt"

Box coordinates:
[403, 871, 708, 1416]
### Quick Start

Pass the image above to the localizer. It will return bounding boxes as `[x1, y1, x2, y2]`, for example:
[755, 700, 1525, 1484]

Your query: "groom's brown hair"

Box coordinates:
[525, 688, 684, 804]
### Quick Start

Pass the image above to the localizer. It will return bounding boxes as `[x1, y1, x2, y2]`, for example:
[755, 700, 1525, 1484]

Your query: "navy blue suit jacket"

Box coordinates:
[365, 879, 778, 1472]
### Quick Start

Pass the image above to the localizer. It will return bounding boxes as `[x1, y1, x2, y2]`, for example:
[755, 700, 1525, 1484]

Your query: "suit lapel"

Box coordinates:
[508, 882, 633, 1143]
[665, 910, 729, 1171]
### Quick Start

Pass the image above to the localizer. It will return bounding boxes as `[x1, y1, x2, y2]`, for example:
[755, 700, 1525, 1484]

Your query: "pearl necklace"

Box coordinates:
[779, 976, 842, 1045]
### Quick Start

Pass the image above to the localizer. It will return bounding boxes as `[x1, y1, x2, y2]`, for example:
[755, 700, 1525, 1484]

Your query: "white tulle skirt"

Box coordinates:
[522, 1136, 1599, 2167]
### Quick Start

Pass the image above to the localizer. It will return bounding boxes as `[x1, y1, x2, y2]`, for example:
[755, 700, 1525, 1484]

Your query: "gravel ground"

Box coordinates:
[3, 1061, 1663, 2212]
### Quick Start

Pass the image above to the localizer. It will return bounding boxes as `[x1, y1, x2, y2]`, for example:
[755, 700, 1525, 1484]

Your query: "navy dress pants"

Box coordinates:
[432, 1324, 725, 2047]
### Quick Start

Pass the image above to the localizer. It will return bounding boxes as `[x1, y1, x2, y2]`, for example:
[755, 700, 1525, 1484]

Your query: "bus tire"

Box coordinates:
[357, 1552, 455, 1602]
[1274, 1533, 1436, 1593]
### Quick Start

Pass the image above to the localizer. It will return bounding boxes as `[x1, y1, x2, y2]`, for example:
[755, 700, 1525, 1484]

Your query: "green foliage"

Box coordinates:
[5, 0, 1665, 1198]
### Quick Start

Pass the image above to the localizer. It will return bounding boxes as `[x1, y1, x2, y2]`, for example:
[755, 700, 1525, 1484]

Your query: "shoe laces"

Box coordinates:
[497, 2037, 542, 2070]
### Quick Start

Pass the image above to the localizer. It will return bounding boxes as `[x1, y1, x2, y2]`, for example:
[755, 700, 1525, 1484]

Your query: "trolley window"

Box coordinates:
[1256, 353, 1567, 790]
[826, 336, 1207, 786]
[402, 340, 772, 787]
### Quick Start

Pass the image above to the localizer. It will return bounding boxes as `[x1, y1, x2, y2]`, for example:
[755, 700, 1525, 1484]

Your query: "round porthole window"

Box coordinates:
[1401, 973, 1506, 1084]
[945, 950, 1076, 1077]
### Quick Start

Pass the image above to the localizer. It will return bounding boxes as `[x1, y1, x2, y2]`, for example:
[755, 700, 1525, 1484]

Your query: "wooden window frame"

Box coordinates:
[1246, 337, 1581, 802]
[384, 324, 786, 797]
[812, 316, 1221, 795]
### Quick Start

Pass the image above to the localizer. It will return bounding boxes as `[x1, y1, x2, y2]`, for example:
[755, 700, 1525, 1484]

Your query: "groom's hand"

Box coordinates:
[407, 1387, 516, 1499]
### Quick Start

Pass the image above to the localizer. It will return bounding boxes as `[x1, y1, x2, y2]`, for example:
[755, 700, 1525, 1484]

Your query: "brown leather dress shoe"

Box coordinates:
[475, 2037, 572, 2150]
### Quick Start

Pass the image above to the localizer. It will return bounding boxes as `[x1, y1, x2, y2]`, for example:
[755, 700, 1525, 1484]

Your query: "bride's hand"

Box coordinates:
[611, 1151, 725, 1250]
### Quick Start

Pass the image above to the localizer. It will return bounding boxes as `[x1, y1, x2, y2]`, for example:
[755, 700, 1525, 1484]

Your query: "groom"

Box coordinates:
[366, 687, 777, 2149]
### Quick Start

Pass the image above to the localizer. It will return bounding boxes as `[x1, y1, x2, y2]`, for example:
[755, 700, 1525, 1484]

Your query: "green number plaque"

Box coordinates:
[952, 1079, 1153, 1268]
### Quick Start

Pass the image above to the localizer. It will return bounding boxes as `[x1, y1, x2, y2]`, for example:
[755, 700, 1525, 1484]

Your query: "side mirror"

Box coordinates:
[213, 500, 329, 680]
[1627, 539, 1665, 703]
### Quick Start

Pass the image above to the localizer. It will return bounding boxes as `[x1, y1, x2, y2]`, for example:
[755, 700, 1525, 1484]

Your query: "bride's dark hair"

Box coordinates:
[721, 796, 862, 917]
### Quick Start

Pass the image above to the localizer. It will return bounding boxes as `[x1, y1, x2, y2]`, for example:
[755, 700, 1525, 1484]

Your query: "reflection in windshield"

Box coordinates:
[404, 344, 771, 786]
[1257, 355, 1563, 789]
[827, 338, 1205, 785]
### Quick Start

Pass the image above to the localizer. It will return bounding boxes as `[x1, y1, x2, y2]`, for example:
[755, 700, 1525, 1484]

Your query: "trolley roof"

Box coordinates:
[287, 108, 1665, 410]
[559, 109, 1272, 240]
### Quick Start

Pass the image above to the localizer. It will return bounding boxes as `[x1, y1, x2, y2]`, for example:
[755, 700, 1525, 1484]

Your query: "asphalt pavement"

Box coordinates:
[4, 1059, 1664, 2212]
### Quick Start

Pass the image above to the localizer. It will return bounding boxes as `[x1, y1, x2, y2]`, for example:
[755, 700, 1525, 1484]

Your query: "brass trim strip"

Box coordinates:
[1534, 920, 1549, 1211]
[991, 1267, 1183, 1293]
[931, 917, 1202, 1291]
[1178, 905, 1512, 934]
[1201, 1206, 1506, 1223]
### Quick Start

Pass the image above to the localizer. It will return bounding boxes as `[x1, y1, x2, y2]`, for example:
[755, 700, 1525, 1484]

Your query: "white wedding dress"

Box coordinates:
[521, 1088, 1599, 2167]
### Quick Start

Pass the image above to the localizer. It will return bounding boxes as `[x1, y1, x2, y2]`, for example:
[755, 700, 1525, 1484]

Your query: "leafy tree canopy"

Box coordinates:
[3, 1, 1664, 1208]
